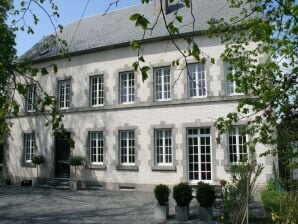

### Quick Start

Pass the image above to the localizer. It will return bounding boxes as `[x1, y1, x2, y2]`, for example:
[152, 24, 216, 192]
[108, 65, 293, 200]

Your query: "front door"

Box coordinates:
[187, 128, 212, 184]
[55, 132, 70, 178]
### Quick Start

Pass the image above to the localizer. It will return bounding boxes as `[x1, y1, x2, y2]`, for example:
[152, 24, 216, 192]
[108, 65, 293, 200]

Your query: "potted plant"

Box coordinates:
[196, 182, 215, 221]
[154, 184, 170, 221]
[32, 154, 45, 187]
[69, 155, 85, 191]
[173, 182, 193, 221]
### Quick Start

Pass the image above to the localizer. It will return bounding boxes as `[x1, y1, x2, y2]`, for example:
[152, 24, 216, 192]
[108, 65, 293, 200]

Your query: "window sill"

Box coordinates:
[88, 164, 106, 170]
[151, 165, 176, 172]
[21, 162, 35, 168]
[116, 165, 138, 171]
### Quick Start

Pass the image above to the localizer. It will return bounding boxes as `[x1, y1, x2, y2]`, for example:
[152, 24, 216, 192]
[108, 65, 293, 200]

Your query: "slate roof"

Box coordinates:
[21, 0, 243, 62]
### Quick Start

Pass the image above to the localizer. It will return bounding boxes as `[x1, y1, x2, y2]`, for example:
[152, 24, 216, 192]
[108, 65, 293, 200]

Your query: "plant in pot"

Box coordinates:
[173, 182, 193, 221]
[196, 181, 215, 221]
[154, 184, 170, 221]
[69, 155, 85, 191]
[32, 154, 45, 187]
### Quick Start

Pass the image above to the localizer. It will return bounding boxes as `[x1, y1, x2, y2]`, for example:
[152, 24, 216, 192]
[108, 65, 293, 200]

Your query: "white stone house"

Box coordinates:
[4, 0, 276, 190]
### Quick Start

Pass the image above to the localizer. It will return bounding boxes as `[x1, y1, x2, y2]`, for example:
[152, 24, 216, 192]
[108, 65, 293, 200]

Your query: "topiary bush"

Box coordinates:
[173, 182, 193, 207]
[196, 182, 215, 207]
[69, 155, 85, 166]
[32, 154, 45, 165]
[154, 184, 170, 205]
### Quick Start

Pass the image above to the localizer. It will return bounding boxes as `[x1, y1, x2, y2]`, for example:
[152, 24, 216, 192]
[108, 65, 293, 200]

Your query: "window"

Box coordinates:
[24, 133, 35, 163]
[224, 62, 240, 95]
[187, 128, 212, 182]
[228, 127, 248, 164]
[58, 79, 70, 109]
[26, 85, 37, 112]
[154, 67, 171, 101]
[89, 132, 104, 164]
[120, 71, 135, 103]
[155, 129, 172, 165]
[119, 130, 135, 165]
[188, 63, 207, 97]
[90, 75, 104, 106]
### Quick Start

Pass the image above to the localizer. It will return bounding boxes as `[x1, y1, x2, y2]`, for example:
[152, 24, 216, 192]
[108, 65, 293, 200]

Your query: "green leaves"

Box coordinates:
[130, 13, 150, 30]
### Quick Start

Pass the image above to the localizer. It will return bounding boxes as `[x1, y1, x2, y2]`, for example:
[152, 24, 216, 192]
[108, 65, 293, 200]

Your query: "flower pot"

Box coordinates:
[199, 206, 213, 221]
[175, 205, 189, 221]
[32, 177, 39, 187]
[72, 180, 81, 191]
[154, 204, 169, 221]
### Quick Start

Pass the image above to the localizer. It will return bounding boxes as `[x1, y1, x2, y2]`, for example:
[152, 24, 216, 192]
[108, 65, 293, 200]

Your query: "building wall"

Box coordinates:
[4, 36, 276, 190]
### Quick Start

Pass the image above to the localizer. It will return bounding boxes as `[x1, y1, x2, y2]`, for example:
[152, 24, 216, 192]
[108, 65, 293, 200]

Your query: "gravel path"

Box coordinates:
[0, 186, 213, 224]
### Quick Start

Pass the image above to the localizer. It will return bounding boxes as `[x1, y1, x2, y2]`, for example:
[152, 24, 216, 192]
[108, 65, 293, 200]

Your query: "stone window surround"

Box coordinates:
[113, 65, 140, 106]
[147, 61, 178, 103]
[182, 58, 214, 99]
[113, 124, 140, 171]
[148, 122, 178, 172]
[85, 128, 107, 170]
[180, 120, 217, 184]
[56, 76, 74, 110]
[87, 69, 109, 107]
[21, 131, 36, 168]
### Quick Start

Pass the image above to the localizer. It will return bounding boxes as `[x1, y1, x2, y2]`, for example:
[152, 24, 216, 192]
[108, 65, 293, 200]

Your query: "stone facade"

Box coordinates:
[4, 36, 277, 191]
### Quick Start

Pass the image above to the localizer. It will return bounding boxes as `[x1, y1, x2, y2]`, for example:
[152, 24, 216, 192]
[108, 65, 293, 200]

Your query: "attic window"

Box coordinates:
[39, 49, 49, 56]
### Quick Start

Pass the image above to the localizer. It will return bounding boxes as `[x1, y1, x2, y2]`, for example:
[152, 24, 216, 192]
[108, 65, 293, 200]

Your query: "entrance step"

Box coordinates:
[38, 178, 70, 190]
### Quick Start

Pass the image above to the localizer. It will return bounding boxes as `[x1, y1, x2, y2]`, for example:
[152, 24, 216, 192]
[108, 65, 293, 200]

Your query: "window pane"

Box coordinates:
[154, 67, 171, 101]
[89, 132, 104, 164]
[119, 130, 135, 165]
[120, 72, 135, 103]
[155, 129, 172, 166]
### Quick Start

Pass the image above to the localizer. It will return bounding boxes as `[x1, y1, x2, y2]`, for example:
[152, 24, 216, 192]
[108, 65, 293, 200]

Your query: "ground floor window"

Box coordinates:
[24, 133, 35, 163]
[228, 126, 248, 164]
[89, 131, 104, 164]
[119, 130, 135, 165]
[187, 128, 212, 182]
[155, 129, 172, 165]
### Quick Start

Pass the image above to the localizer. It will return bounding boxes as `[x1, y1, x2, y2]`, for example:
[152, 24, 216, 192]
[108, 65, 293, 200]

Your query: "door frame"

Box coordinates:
[54, 132, 71, 178]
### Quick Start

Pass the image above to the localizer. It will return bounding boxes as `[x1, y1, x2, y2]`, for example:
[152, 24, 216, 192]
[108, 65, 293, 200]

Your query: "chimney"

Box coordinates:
[155, 0, 169, 15]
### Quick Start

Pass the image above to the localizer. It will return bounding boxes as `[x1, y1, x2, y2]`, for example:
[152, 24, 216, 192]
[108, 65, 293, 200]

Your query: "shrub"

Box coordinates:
[196, 182, 215, 207]
[32, 154, 45, 165]
[173, 182, 193, 207]
[69, 155, 85, 166]
[154, 184, 170, 205]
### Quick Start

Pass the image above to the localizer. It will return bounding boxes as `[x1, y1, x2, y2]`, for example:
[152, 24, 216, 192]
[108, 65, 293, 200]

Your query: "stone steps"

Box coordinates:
[38, 178, 70, 190]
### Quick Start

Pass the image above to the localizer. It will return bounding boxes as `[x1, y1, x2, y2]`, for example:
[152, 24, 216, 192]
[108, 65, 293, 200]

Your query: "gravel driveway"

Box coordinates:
[0, 186, 213, 224]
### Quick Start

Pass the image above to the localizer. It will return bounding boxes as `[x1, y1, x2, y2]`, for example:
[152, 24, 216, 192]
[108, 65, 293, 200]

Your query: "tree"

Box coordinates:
[0, 0, 72, 146]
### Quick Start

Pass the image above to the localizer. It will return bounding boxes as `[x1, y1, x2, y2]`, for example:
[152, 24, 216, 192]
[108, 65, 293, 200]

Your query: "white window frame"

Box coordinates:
[89, 131, 104, 165]
[187, 128, 212, 184]
[90, 75, 104, 107]
[119, 130, 135, 166]
[58, 79, 70, 109]
[154, 67, 171, 101]
[26, 85, 36, 112]
[228, 126, 248, 165]
[224, 62, 245, 96]
[154, 129, 172, 166]
[119, 71, 135, 104]
[188, 63, 207, 98]
[24, 133, 35, 163]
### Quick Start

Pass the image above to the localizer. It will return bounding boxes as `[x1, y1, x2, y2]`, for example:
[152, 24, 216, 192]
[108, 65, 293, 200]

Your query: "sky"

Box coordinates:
[12, 0, 141, 56]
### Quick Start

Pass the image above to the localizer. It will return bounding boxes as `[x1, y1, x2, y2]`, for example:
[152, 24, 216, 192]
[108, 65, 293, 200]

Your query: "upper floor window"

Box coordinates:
[58, 79, 70, 109]
[119, 130, 135, 165]
[89, 131, 104, 165]
[154, 67, 171, 101]
[188, 63, 207, 97]
[224, 62, 241, 95]
[24, 133, 35, 163]
[155, 129, 172, 166]
[90, 75, 104, 106]
[26, 85, 37, 112]
[120, 71, 135, 103]
[228, 127, 248, 164]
